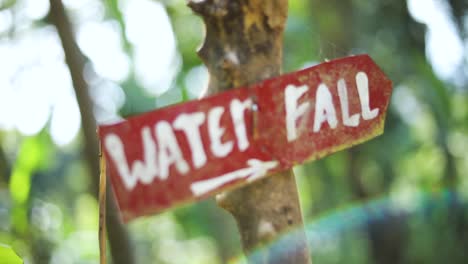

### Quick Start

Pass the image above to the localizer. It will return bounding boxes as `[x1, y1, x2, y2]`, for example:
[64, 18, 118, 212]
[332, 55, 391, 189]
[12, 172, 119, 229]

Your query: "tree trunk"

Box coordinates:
[188, 1, 311, 263]
[48, 1, 135, 263]
[0, 143, 9, 187]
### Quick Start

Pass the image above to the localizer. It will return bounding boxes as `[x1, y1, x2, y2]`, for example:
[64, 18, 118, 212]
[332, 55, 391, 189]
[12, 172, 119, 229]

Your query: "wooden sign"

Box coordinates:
[98, 55, 392, 221]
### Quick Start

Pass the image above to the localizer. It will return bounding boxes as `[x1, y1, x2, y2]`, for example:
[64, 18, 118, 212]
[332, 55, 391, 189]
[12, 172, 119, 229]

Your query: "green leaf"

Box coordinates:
[9, 136, 42, 204]
[0, 244, 22, 264]
[9, 169, 30, 204]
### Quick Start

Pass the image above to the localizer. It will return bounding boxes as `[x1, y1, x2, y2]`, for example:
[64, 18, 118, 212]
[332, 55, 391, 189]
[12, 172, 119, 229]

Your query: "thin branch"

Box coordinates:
[0, 143, 9, 187]
[48, 1, 134, 263]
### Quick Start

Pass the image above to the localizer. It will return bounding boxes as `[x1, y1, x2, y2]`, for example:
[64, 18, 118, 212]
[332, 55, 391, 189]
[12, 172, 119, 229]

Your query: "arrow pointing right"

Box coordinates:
[190, 159, 279, 196]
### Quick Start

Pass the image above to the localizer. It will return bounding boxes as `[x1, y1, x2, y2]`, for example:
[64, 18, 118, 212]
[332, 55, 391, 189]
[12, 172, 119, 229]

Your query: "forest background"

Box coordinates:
[0, 0, 467, 263]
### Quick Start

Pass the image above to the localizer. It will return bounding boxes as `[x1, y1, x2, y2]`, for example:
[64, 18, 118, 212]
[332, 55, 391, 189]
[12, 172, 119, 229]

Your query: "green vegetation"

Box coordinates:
[0, 244, 23, 264]
[0, 0, 467, 263]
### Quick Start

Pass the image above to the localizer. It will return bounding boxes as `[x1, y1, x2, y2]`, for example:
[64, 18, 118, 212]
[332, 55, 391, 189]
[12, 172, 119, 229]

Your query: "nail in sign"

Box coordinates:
[98, 55, 393, 222]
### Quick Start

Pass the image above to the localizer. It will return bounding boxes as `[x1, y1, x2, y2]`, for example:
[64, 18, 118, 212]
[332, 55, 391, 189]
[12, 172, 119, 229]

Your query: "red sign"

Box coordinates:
[98, 55, 392, 221]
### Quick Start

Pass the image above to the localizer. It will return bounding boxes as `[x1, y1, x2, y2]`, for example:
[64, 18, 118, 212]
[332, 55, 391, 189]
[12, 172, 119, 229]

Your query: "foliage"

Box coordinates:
[0, 243, 23, 264]
[0, 0, 467, 263]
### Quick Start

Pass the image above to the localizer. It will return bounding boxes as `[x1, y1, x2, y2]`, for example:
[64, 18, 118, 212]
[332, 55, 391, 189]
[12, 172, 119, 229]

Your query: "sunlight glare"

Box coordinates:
[50, 93, 81, 146]
[391, 85, 423, 126]
[44, 61, 82, 146]
[124, 0, 181, 96]
[23, 0, 50, 20]
[407, 0, 464, 80]
[13, 66, 52, 136]
[90, 80, 126, 125]
[0, 74, 15, 130]
[184, 65, 209, 99]
[77, 21, 130, 82]
[0, 26, 82, 145]
[0, 9, 12, 34]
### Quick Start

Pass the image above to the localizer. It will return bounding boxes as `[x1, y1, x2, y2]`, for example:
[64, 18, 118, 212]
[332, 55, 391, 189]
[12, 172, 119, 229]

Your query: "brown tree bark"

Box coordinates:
[48, 1, 135, 263]
[0, 143, 9, 187]
[188, 1, 311, 263]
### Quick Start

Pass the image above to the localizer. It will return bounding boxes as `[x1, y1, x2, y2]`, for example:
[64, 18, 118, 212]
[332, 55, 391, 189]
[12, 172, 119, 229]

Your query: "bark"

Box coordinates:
[0, 143, 9, 187]
[188, 1, 311, 263]
[48, 1, 134, 263]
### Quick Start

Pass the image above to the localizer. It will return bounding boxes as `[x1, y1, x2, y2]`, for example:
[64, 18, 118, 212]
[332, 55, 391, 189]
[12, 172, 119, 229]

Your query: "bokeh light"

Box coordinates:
[0, 0, 467, 263]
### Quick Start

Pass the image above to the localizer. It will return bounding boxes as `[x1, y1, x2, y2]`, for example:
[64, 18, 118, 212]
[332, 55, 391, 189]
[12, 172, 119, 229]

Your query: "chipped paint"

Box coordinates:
[98, 55, 392, 222]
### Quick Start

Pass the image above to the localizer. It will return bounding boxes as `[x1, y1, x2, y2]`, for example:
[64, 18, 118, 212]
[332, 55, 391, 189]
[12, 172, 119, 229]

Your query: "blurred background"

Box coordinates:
[0, 0, 467, 263]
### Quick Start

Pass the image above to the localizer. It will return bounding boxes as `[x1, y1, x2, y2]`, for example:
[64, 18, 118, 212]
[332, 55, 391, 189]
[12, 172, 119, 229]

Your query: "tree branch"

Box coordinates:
[0, 143, 9, 187]
[48, 1, 134, 263]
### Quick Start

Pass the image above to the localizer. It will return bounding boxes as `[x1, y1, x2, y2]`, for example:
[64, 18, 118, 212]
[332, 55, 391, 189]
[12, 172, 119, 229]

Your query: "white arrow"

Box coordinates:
[190, 159, 279, 196]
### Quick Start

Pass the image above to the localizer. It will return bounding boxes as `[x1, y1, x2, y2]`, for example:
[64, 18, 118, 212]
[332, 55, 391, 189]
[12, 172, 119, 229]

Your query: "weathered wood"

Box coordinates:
[188, 1, 311, 263]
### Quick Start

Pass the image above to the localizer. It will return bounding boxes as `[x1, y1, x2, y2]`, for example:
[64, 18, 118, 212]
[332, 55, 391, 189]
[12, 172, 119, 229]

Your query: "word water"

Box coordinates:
[98, 55, 392, 221]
